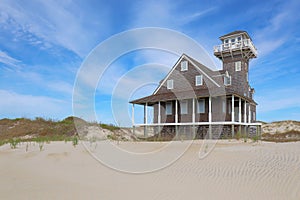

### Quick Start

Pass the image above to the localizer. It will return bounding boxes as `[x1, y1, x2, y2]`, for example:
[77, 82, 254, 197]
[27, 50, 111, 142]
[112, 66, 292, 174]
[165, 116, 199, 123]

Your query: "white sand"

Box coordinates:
[1, 140, 300, 200]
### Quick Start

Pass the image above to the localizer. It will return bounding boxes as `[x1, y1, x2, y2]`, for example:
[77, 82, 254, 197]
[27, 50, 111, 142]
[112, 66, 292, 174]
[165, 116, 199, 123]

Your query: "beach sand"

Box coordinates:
[0, 140, 299, 200]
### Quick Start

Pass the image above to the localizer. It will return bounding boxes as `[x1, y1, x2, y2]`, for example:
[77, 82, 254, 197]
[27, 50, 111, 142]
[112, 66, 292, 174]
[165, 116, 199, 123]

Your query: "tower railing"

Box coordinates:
[213, 39, 257, 57]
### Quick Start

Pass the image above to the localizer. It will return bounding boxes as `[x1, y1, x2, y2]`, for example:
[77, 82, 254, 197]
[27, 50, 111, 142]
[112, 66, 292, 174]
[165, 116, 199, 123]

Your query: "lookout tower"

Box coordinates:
[214, 30, 257, 98]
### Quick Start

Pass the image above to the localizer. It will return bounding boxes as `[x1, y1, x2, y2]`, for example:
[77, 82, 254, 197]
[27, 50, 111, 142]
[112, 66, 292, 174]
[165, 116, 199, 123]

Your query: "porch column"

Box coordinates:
[248, 104, 251, 123]
[158, 101, 161, 124]
[144, 102, 148, 137]
[238, 97, 242, 133]
[158, 101, 161, 137]
[209, 96, 212, 139]
[192, 98, 195, 123]
[132, 104, 135, 135]
[132, 104, 135, 126]
[244, 101, 247, 123]
[238, 97, 241, 123]
[244, 101, 247, 135]
[144, 102, 148, 125]
[231, 95, 235, 137]
[209, 97, 212, 123]
[192, 98, 196, 139]
[231, 95, 235, 122]
[175, 100, 178, 139]
[175, 100, 178, 124]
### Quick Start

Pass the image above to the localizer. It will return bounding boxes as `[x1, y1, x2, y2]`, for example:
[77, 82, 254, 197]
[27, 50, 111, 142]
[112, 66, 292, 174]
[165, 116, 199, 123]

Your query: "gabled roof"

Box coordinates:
[152, 54, 220, 95]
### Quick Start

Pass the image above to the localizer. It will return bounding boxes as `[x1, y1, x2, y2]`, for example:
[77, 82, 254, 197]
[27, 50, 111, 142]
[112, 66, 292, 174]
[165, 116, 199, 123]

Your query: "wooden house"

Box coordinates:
[130, 31, 262, 139]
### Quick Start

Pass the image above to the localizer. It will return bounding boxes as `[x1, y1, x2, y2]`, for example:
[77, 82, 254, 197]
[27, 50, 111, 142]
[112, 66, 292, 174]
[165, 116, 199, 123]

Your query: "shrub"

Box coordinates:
[9, 138, 20, 149]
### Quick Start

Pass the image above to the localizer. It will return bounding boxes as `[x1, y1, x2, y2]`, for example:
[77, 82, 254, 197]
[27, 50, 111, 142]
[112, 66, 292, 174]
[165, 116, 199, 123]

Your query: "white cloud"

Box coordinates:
[0, 51, 21, 69]
[0, 90, 71, 119]
[0, 0, 110, 57]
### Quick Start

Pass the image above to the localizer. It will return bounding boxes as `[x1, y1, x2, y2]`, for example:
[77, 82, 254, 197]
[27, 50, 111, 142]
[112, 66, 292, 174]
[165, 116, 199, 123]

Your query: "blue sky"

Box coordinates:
[0, 0, 300, 125]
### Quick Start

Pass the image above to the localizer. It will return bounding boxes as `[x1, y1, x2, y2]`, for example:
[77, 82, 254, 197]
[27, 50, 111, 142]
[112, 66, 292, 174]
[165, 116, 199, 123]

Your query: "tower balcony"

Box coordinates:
[214, 39, 257, 60]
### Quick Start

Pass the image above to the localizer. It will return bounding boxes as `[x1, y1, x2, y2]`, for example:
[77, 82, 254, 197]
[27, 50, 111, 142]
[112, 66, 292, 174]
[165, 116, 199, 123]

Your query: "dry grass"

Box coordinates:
[262, 130, 300, 142]
[0, 116, 121, 146]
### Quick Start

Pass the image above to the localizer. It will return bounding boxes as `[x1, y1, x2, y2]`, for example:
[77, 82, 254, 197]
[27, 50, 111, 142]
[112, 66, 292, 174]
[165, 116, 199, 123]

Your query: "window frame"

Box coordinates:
[195, 75, 203, 86]
[180, 100, 188, 115]
[181, 61, 188, 71]
[222, 100, 226, 113]
[167, 79, 173, 89]
[197, 99, 205, 114]
[235, 61, 241, 71]
[166, 102, 172, 115]
[224, 75, 231, 86]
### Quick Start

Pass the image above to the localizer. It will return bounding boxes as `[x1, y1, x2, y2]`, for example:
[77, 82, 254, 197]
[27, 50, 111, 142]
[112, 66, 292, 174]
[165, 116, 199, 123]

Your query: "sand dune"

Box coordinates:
[0, 141, 300, 200]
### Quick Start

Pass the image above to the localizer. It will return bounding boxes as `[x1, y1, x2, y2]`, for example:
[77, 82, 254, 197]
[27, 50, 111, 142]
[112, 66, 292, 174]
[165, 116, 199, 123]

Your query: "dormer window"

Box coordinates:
[235, 61, 241, 71]
[195, 75, 203, 86]
[181, 61, 188, 71]
[167, 79, 173, 89]
[224, 75, 231, 86]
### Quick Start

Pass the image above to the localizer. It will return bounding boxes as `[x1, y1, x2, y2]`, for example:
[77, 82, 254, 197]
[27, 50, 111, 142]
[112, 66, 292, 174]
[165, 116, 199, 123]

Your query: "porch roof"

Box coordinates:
[130, 89, 257, 106]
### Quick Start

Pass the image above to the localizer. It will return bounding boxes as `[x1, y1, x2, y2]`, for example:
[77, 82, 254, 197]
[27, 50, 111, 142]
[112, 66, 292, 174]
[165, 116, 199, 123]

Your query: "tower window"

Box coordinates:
[224, 75, 231, 85]
[181, 61, 188, 71]
[195, 75, 203, 86]
[167, 80, 173, 89]
[235, 61, 241, 71]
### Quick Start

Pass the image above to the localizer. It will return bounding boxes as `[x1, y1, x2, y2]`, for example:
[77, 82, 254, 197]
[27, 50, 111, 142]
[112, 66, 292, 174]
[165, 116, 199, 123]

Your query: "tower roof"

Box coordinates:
[219, 30, 251, 40]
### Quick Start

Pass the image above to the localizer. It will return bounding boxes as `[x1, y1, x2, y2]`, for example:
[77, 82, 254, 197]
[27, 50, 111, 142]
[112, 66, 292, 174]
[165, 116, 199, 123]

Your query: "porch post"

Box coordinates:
[244, 101, 247, 123]
[248, 104, 251, 123]
[231, 95, 235, 137]
[144, 102, 148, 137]
[209, 96, 212, 139]
[238, 97, 241, 123]
[175, 100, 178, 139]
[158, 101, 161, 124]
[238, 97, 242, 133]
[244, 100, 247, 135]
[132, 104, 135, 135]
[192, 98, 195, 139]
[175, 100, 178, 124]
[192, 98, 195, 123]
[158, 101, 161, 137]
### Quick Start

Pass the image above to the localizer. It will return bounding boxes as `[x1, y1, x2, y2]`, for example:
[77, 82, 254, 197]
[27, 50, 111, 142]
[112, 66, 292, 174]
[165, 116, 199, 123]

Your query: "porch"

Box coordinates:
[131, 94, 262, 139]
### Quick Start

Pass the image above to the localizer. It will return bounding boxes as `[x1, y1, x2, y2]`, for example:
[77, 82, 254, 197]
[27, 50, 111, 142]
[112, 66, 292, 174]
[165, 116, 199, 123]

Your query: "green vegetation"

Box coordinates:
[72, 136, 78, 147]
[100, 123, 120, 131]
[0, 116, 126, 148]
[9, 138, 21, 149]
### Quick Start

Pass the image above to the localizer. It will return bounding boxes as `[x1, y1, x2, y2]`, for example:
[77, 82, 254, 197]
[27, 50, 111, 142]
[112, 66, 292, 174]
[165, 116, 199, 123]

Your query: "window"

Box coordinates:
[195, 75, 203, 86]
[237, 36, 242, 41]
[231, 38, 235, 43]
[235, 61, 241, 71]
[197, 99, 205, 113]
[224, 75, 231, 86]
[167, 79, 173, 89]
[166, 102, 172, 115]
[252, 111, 256, 121]
[180, 100, 188, 114]
[222, 100, 226, 113]
[181, 61, 188, 71]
